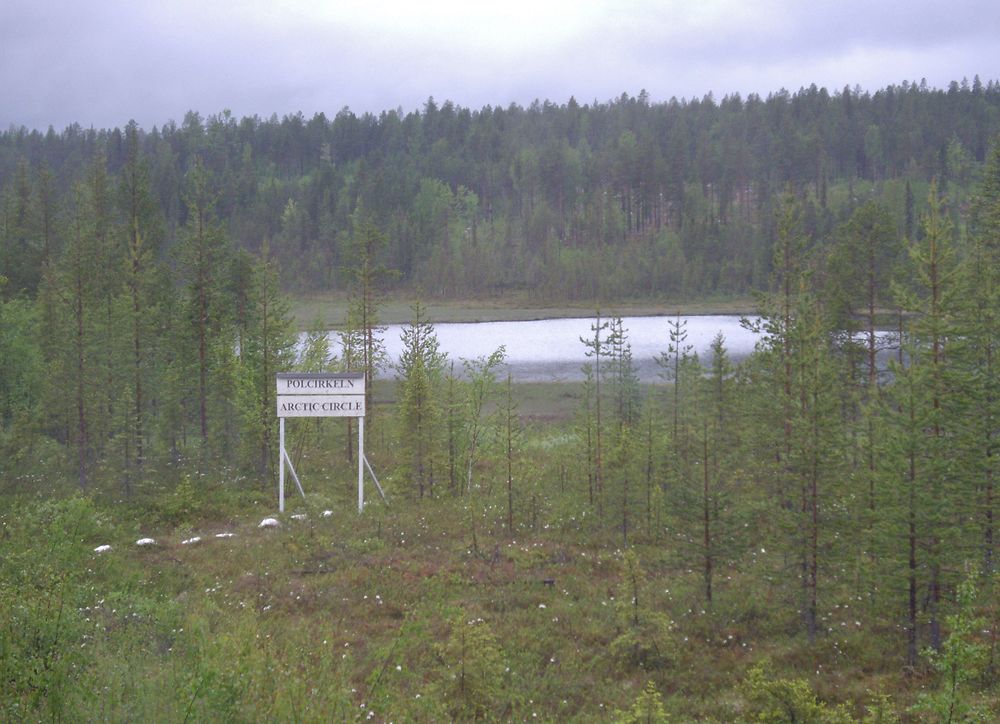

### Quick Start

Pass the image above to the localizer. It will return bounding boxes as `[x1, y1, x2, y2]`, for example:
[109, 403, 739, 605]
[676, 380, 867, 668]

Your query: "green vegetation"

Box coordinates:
[289, 293, 758, 329]
[4, 79, 1000, 305]
[4, 83, 1000, 719]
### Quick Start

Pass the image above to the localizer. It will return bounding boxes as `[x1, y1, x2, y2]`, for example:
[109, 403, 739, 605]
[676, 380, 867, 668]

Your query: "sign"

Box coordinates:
[276, 372, 364, 398]
[275, 371, 381, 514]
[277, 394, 365, 417]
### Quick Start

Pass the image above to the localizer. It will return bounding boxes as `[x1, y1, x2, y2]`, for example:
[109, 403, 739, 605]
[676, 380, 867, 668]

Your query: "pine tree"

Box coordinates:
[697, 333, 736, 605]
[580, 312, 610, 518]
[238, 241, 296, 475]
[60, 184, 98, 486]
[0, 160, 38, 299]
[502, 372, 524, 534]
[41, 156, 117, 487]
[608, 316, 641, 429]
[345, 216, 391, 420]
[827, 200, 900, 511]
[396, 301, 446, 498]
[658, 314, 700, 535]
[119, 121, 162, 480]
[282, 316, 337, 476]
[89, 152, 123, 458]
[605, 318, 640, 544]
[879, 179, 961, 660]
[786, 292, 847, 641]
[577, 363, 597, 510]
[955, 140, 1000, 574]
[0, 290, 43, 463]
[175, 157, 231, 451]
[658, 313, 693, 448]
[460, 347, 506, 495]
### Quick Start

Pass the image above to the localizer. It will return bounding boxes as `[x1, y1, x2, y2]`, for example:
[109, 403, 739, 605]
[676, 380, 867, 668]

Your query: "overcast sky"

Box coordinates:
[3, 0, 1000, 131]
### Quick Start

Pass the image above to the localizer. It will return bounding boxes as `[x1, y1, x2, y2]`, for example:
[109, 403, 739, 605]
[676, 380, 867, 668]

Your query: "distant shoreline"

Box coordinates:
[290, 293, 758, 329]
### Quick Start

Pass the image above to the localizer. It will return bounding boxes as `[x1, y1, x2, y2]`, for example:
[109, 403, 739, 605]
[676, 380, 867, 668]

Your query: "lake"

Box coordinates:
[328, 315, 763, 383]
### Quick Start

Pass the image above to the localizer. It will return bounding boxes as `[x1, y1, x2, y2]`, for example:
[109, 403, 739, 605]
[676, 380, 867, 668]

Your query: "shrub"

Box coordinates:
[610, 550, 678, 671]
[433, 609, 506, 720]
[615, 680, 670, 723]
[740, 661, 854, 723]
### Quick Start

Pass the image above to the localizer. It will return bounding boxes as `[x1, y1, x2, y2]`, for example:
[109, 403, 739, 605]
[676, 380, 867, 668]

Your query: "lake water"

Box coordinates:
[328, 315, 763, 383]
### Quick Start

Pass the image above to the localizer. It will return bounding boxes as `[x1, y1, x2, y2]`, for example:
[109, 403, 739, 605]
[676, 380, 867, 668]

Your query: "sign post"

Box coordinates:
[276, 372, 381, 513]
[358, 416, 364, 513]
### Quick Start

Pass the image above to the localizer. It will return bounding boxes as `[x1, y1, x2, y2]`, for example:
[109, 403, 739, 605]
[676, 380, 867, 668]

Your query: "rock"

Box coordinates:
[181, 536, 201, 545]
[322, 510, 333, 517]
[136, 538, 156, 546]
[290, 513, 307, 521]
[215, 532, 235, 538]
[258, 517, 280, 529]
[94, 544, 111, 553]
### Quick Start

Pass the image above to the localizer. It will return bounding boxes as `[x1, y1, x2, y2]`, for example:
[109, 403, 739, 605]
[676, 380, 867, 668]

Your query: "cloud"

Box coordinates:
[2, 0, 999, 130]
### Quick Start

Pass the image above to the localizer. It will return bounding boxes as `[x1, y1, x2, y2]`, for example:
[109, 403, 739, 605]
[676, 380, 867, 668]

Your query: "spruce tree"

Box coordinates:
[955, 140, 1000, 574]
[396, 301, 446, 498]
[177, 157, 230, 447]
[119, 121, 162, 480]
[879, 179, 961, 660]
[580, 313, 610, 518]
[238, 241, 296, 475]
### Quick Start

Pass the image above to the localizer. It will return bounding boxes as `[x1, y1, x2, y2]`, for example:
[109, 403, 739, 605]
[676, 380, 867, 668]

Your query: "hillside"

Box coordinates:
[3, 79, 999, 301]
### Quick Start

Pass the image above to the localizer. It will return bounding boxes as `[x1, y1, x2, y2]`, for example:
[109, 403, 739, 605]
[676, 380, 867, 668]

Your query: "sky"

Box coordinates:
[3, 0, 1000, 131]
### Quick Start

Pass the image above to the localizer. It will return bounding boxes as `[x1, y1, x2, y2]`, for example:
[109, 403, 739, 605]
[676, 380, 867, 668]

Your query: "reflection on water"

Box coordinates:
[328, 315, 763, 383]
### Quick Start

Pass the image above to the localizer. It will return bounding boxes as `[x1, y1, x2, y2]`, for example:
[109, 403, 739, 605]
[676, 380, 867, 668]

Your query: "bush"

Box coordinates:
[433, 609, 506, 720]
[615, 680, 670, 723]
[0, 496, 117, 720]
[610, 550, 679, 671]
[911, 570, 993, 723]
[740, 661, 854, 723]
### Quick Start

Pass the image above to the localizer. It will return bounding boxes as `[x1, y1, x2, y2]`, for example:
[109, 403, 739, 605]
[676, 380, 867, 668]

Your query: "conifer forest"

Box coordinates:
[4, 80, 1000, 720]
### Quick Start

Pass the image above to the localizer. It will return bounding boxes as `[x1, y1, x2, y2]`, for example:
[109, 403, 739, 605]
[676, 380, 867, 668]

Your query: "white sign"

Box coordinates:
[274, 371, 372, 513]
[277, 394, 365, 417]
[275, 371, 377, 514]
[276, 372, 364, 396]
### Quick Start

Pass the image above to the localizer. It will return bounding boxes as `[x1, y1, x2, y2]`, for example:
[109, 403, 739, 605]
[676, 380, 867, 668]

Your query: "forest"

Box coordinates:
[3, 79, 1000, 720]
[2, 77, 1000, 301]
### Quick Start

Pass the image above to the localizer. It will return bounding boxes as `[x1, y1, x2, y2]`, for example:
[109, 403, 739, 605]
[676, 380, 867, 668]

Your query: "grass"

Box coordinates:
[2, 424, 975, 722]
[290, 291, 757, 329]
[3, 381, 995, 721]
[0, 483, 773, 720]
[374, 378, 581, 424]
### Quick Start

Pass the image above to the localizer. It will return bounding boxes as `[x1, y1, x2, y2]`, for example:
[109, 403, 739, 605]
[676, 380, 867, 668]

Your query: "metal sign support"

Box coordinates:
[274, 372, 385, 514]
[278, 416, 306, 512]
[356, 416, 388, 512]
[358, 416, 365, 513]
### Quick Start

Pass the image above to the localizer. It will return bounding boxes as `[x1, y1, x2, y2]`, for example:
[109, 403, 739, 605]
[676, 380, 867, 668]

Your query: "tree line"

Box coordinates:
[3, 78, 1000, 301]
